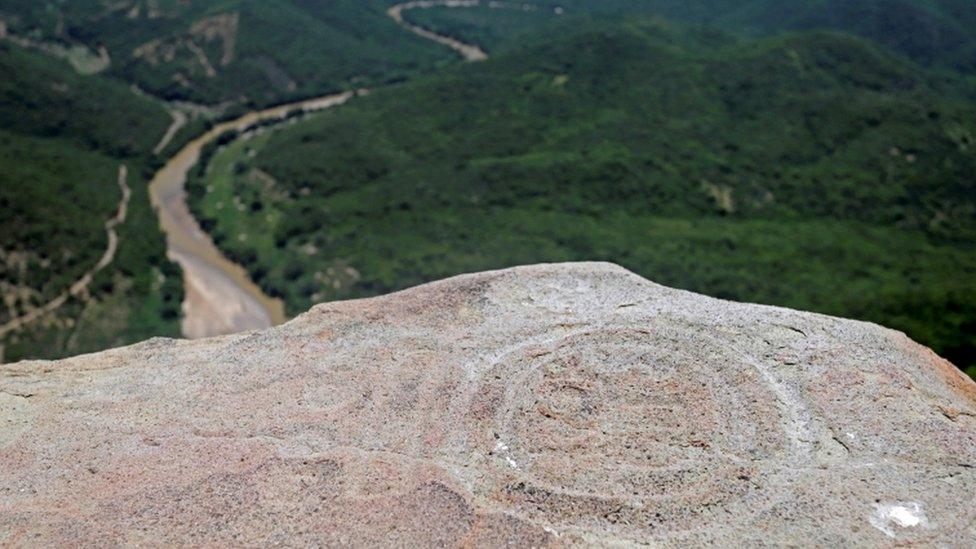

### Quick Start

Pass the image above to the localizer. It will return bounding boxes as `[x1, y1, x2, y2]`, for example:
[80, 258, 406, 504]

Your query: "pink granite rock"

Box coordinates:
[1, 263, 974, 546]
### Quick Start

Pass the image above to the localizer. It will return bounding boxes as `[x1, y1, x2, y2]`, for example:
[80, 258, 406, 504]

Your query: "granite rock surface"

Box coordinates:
[1, 263, 974, 546]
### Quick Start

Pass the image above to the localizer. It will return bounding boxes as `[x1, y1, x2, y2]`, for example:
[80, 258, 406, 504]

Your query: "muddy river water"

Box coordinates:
[147, 93, 358, 338]
[149, 1, 497, 338]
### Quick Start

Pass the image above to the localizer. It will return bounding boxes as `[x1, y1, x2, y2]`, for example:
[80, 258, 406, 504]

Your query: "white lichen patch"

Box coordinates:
[870, 502, 928, 538]
[493, 440, 518, 469]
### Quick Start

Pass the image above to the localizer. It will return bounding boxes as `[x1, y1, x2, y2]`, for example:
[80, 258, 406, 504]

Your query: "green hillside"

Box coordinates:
[405, 0, 976, 72]
[0, 42, 182, 362]
[1, 0, 454, 105]
[187, 19, 976, 375]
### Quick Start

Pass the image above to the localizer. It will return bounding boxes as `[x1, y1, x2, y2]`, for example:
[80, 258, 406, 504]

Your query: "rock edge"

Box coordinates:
[1, 262, 974, 546]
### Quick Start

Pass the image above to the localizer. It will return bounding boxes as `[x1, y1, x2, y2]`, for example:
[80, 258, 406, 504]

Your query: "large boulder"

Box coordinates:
[1, 263, 974, 546]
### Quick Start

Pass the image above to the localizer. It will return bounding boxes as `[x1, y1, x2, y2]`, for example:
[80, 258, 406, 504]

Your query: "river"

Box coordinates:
[147, 93, 360, 338]
[148, 2, 492, 338]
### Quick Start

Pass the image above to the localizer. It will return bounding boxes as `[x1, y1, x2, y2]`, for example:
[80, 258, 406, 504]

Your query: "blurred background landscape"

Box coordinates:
[0, 0, 973, 379]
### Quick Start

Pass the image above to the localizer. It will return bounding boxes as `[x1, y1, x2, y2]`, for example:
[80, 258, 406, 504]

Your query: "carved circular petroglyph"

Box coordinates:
[472, 325, 803, 538]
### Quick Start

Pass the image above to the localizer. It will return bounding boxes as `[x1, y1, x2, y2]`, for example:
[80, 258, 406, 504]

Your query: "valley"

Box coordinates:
[187, 12, 976, 377]
[148, 91, 359, 338]
[0, 0, 498, 351]
[148, 1, 495, 338]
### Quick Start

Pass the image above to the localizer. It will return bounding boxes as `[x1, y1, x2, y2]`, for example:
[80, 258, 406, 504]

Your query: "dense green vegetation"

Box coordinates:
[0, 42, 182, 362]
[4, 0, 975, 381]
[188, 19, 976, 376]
[1, 0, 455, 106]
[404, 2, 567, 53]
[406, 0, 976, 72]
[0, 42, 169, 155]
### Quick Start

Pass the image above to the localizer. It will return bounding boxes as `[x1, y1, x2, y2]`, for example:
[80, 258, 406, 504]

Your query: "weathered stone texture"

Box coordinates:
[1, 263, 974, 546]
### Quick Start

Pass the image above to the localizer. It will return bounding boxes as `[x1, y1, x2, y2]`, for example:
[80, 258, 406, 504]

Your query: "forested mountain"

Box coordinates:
[0, 0, 453, 105]
[0, 43, 182, 362]
[186, 18, 976, 375]
[5, 0, 972, 107]
[407, 0, 976, 72]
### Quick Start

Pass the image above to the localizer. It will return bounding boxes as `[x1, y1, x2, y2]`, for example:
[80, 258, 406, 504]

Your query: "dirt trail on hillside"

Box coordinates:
[0, 166, 130, 342]
[389, 1, 489, 61]
[153, 109, 188, 155]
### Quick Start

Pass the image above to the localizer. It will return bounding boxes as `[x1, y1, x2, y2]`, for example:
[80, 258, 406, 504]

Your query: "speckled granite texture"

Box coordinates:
[2, 263, 974, 546]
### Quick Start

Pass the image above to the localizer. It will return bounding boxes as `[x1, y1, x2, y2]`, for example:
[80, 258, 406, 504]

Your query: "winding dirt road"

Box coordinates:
[388, 1, 489, 61]
[0, 166, 130, 340]
[153, 109, 187, 156]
